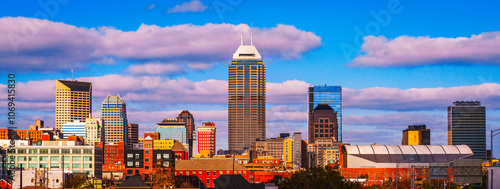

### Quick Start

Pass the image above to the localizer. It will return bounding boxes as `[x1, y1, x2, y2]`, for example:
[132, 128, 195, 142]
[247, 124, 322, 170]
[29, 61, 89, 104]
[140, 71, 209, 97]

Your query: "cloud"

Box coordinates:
[344, 83, 500, 110]
[349, 32, 500, 67]
[167, 0, 207, 13]
[344, 113, 446, 131]
[0, 17, 322, 73]
[126, 63, 185, 75]
[187, 63, 214, 70]
[267, 80, 310, 104]
[146, 4, 156, 10]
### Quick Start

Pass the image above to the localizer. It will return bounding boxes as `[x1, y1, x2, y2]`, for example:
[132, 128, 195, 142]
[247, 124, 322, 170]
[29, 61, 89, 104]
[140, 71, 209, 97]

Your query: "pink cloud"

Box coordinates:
[350, 32, 500, 67]
[344, 113, 446, 130]
[0, 17, 321, 72]
[167, 0, 207, 13]
[126, 63, 185, 75]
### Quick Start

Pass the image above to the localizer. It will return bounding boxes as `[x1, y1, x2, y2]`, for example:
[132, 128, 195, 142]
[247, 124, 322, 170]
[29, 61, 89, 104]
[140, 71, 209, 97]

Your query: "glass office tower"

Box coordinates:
[102, 96, 128, 147]
[308, 85, 342, 141]
[448, 101, 486, 159]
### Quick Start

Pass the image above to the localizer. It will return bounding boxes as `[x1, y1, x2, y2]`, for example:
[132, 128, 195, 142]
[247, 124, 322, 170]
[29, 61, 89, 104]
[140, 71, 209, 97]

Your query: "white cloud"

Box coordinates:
[126, 63, 185, 75]
[167, 0, 207, 13]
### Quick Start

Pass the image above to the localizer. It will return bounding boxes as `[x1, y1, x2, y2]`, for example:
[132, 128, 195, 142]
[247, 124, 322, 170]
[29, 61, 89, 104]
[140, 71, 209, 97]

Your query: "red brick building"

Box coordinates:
[175, 160, 250, 188]
[172, 140, 188, 160]
[197, 122, 216, 155]
[103, 142, 125, 172]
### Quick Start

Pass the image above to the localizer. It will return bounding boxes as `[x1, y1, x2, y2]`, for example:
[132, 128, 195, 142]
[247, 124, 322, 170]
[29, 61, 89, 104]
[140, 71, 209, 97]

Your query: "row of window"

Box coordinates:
[15, 149, 93, 154]
[17, 156, 92, 161]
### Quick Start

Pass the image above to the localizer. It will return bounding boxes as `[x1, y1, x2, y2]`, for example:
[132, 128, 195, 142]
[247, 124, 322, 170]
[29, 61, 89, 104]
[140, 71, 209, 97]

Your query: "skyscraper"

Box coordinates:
[448, 101, 486, 159]
[228, 35, 266, 151]
[308, 104, 338, 143]
[178, 110, 195, 157]
[308, 85, 342, 141]
[55, 80, 92, 131]
[85, 117, 105, 145]
[102, 96, 128, 147]
[127, 123, 139, 149]
[402, 125, 430, 145]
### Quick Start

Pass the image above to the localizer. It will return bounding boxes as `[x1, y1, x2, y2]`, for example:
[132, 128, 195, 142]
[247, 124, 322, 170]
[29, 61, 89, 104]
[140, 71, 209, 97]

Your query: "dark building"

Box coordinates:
[125, 149, 144, 175]
[402, 125, 430, 145]
[178, 110, 195, 157]
[127, 123, 139, 150]
[152, 150, 175, 168]
[448, 101, 486, 159]
[279, 133, 290, 138]
[308, 104, 338, 143]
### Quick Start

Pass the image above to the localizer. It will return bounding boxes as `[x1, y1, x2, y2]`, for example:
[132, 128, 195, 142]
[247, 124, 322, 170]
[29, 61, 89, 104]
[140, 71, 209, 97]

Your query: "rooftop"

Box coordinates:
[232, 45, 262, 60]
[57, 80, 92, 92]
[314, 104, 334, 111]
[175, 159, 248, 171]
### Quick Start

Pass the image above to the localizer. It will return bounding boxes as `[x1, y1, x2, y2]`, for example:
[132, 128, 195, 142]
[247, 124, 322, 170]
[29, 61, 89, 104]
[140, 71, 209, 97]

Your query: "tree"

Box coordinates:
[64, 176, 87, 188]
[152, 159, 176, 188]
[272, 166, 363, 189]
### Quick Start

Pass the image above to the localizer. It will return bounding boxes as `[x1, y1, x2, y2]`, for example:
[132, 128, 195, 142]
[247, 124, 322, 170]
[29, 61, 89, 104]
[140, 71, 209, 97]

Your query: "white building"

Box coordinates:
[62, 120, 86, 138]
[85, 118, 105, 145]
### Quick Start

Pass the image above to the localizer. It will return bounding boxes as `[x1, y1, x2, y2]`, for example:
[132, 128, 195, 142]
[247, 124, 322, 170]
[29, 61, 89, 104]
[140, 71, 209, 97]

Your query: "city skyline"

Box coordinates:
[2, 1, 500, 157]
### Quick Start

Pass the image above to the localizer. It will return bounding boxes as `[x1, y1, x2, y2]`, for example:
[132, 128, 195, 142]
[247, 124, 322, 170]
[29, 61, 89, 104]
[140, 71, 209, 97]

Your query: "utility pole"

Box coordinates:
[62, 154, 64, 189]
[35, 168, 37, 189]
[491, 129, 500, 166]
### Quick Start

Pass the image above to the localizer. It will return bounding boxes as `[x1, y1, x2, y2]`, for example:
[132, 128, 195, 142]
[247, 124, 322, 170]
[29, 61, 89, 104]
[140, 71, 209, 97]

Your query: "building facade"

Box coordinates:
[85, 118, 104, 145]
[55, 80, 92, 131]
[127, 123, 139, 150]
[102, 96, 128, 147]
[308, 104, 338, 143]
[197, 122, 216, 155]
[62, 120, 86, 138]
[103, 142, 125, 172]
[155, 120, 188, 150]
[175, 160, 250, 188]
[402, 124, 430, 145]
[178, 111, 195, 157]
[251, 137, 284, 162]
[228, 40, 266, 152]
[308, 85, 342, 141]
[448, 101, 486, 159]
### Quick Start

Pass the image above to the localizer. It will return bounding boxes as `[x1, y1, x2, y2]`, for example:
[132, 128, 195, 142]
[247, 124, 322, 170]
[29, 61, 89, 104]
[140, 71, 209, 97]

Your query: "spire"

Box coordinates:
[250, 24, 253, 46]
[241, 31, 244, 46]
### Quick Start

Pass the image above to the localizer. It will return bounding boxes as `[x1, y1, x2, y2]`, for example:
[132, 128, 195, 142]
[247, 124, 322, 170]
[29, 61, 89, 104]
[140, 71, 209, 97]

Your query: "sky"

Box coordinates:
[1, 0, 500, 157]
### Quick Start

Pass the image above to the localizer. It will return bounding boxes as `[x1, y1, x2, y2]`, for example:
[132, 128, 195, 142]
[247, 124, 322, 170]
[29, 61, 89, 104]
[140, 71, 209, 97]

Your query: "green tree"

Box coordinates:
[273, 166, 363, 189]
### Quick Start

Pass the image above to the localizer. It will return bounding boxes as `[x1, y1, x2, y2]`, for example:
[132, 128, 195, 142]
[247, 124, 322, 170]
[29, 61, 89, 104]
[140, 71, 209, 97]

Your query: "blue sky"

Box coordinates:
[1, 0, 500, 156]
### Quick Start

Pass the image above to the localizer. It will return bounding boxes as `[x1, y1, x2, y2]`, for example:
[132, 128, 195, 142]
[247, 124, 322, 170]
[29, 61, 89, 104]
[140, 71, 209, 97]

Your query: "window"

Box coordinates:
[39, 156, 49, 161]
[61, 149, 70, 154]
[17, 149, 26, 154]
[64, 164, 70, 168]
[50, 163, 59, 168]
[50, 156, 59, 161]
[319, 119, 323, 123]
[40, 149, 49, 154]
[83, 149, 93, 154]
[127, 170, 133, 174]
[83, 156, 92, 161]
[72, 157, 81, 161]
[213, 171, 216, 176]
[29, 149, 38, 154]
[18, 156, 27, 161]
[206, 179, 210, 185]
[50, 149, 59, 154]
[64, 156, 70, 161]
[145, 150, 149, 154]
[127, 162, 133, 166]
[135, 161, 140, 167]
[135, 154, 140, 159]
[145, 165, 149, 170]
[206, 171, 209, 176]
[145, 158, 149, 162]
[72, 149, 81, 154]
[83, 164, 92, 168]
[199, 172, 202, 177]
[127, 154, 133, 159]
[325, 119, 329, 123]
[72, 163, 81, 168]
[135, 169, 139, 175]
[40, 163, 48, 168]
[163, 154, 170, 159]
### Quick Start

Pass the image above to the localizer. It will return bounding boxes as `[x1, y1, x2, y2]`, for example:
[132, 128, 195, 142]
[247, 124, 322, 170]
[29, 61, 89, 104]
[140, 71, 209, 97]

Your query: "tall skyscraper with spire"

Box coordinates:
[55, 80, 92, 131]
[228, 31, 266, 151]
[102, 96, 128, 147]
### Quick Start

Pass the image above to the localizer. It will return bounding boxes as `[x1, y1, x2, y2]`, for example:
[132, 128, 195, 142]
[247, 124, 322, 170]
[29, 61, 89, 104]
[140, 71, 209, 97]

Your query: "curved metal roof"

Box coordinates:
[342, 145, 473, 164]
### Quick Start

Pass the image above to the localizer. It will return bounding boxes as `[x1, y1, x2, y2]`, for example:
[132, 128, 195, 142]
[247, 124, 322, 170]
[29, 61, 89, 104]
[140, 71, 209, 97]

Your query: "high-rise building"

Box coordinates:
[178, 111, 195, 158]
[308, 85, 342, 141]
[402, 125, 430, 145]
[85, 118, 105, 145]
[308, 104, 338, 143]
[55, 80, 92, 131]
[127, 123, 139, 149]
[197, 122, 216, 155]
[448, 101, 486, 159]
[62, 120, 86, 138]
[228, 36, 266, 151]
[156, 119, 188, 151]
[102, 96, 128, 147]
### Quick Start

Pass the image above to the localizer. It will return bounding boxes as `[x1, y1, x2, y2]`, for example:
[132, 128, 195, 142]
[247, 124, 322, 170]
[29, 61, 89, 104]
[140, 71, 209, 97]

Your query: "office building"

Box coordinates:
[402, 125, 430, 145]
[308, 85, 342, 141]
[198, 122, 216, 155]
[448, 101, 486, 159]
[228, 36, 266, 151]
[251, 137, 284, 162]
[62, 120, 86, 138]
[127, 123, 139, 149]
[29, 120, 44, 130]
[102, 96, 128, 147]
[283, 133, 306, 169]
[103, 142, 125, 172]
[178, 111, 195, 157]
[55, 80, 92, 131]
[156, 119, 188, 151]
[85, 118, 104, 145]
[308, 104, 338, 143]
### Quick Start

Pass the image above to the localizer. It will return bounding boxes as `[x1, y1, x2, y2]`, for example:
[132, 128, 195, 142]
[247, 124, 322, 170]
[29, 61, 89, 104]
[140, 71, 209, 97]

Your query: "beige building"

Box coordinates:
[314, 137, 343, 167]
[228, 38, 266, 151]
[55, 80, 92, 131]
[85, 118, 105, 145]
[6, 140, 103, 178]
[251, 138, 284, 162]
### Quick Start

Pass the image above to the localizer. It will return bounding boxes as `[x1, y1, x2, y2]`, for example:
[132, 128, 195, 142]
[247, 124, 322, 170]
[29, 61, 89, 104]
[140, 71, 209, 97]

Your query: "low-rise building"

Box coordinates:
[175, 160, 250, 188]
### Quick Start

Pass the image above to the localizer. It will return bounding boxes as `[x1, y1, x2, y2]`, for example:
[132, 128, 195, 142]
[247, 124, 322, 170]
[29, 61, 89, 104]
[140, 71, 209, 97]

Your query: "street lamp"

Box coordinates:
[396, 158, 414, 189]
[491, 128, 500, 166]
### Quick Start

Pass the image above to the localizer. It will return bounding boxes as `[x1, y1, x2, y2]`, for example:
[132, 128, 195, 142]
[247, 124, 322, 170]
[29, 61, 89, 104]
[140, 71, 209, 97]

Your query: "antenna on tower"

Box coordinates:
[251, 23, 253, 46]
[71, 69, 74, 80]
[241, 31, 244, 46]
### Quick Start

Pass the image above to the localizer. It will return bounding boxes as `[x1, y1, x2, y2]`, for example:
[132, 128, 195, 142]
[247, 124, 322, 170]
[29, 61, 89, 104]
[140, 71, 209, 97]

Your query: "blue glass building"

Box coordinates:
[101, 96, 128, 147]
[155, 121, 187, 145]
[308, 85, 342, 141]
[62, 120, 86, 138]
